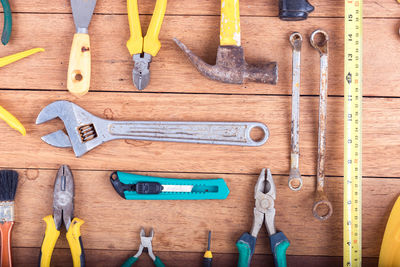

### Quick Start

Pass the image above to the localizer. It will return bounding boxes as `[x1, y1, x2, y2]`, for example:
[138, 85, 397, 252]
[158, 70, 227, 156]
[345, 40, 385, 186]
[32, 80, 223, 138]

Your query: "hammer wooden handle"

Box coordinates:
[67, 33, 91, 97]
[0, 221, 14, 267]
[220, 0, 241, 46]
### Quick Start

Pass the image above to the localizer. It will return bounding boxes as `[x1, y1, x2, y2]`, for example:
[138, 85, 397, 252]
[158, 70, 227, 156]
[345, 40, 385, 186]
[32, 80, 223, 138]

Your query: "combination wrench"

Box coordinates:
[310, 30, 333, 220]
[288, 32, 303, 191]
[35, 101, 269, 157]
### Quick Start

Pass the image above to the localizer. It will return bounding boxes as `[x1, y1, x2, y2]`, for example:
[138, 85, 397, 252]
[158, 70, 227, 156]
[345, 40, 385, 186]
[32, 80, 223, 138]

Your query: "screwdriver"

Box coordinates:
[203, 231, 213, 267]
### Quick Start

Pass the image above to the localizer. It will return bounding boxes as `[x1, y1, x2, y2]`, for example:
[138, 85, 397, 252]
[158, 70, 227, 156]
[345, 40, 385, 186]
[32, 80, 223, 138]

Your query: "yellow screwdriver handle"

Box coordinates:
[39, 215, 61, 267]
[143, 0, 167, 57]
[0, 47, 44, 68]
[127, 0, 144, 55]
[220, 0, 241, 46]
[0, 105, 26, 135]
[66, 217, 85, 267]
[67, 33, 91, 97]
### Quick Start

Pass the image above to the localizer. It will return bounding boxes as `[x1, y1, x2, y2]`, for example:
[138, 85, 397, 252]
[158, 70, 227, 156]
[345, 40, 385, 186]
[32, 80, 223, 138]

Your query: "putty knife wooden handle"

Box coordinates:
[67, 33, 91, 97]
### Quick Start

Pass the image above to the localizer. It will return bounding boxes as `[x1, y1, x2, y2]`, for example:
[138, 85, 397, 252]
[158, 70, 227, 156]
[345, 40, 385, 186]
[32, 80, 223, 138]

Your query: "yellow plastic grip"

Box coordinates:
[379, 196, 400, 267]
[143, 0, 167, 56]
[0, 47, 44, 68]
[67, 33, 91, 97]
[220, 0, 241, 46]
[126, 0, 143, 55]
[39, 215, 61, 267]
[0, 105, 26, 136]
[66, 217, 85, 267]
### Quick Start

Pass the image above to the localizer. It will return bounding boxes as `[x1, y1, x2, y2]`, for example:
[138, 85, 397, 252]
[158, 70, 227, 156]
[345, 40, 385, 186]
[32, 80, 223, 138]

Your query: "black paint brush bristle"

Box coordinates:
[0, 170, 19, 201]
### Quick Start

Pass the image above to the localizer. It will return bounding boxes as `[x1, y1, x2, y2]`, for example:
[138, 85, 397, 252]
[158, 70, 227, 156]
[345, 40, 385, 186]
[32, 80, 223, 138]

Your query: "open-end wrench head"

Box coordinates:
[41, 130, 72, 148]
[36, 100, 103, 157]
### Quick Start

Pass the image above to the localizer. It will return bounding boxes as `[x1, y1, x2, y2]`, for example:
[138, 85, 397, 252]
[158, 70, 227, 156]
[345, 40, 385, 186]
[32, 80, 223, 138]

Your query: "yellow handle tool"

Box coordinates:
[39, 216, 85, 267]
[126, 0, 167, 57]
[220, 0, 241, 46]
[0, 47, 44, 67]
[39, 215, 61, 267]
[66, 218, 85, 267]
[67, 33, 91, 97]
[379, 196, 400, 267]
[0, 105, 25, 135]
[143, 0, 167, 56]
[127, 0, 143, 55]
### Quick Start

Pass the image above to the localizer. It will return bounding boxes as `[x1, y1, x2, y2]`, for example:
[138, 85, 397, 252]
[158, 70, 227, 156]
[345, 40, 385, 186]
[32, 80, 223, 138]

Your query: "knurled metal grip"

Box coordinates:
[279, 0, 314, 21]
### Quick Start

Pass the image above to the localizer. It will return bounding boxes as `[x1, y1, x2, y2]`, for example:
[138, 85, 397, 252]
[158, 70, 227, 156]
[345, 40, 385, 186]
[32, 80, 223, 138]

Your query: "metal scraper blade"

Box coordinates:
[161, 185, 193, 193]
[71, 0, 97, 31]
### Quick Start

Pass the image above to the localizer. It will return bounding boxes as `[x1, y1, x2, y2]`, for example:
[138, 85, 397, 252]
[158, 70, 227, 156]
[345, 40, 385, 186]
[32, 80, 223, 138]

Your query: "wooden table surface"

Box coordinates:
[1, 0, 399, 266]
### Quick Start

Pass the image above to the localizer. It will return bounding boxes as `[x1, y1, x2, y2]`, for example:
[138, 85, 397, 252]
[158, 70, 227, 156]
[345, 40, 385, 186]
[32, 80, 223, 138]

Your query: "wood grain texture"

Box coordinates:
[11, 248, 380, 267]
[5, 0, 400, 18]
[10, 169, 398, 258]
[0, 14, 398, 97]
[0, 91, 398, 177]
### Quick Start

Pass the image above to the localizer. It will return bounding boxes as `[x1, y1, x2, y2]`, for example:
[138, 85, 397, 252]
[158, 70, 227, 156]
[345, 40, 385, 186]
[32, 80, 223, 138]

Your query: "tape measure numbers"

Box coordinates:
[344, 0, 363, 266]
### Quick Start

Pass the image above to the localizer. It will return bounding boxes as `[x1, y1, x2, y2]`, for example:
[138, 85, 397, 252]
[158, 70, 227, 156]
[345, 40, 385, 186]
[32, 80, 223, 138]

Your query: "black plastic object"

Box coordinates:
[279, 0, 314, 21]
[136, 182, 163, 194]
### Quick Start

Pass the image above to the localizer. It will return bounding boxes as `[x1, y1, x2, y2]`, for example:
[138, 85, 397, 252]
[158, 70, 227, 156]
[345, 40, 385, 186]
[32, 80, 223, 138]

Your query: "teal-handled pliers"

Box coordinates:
[1, 0, 12, 45]
[236, 169, 290, 267]
[122, 228, 165, 267]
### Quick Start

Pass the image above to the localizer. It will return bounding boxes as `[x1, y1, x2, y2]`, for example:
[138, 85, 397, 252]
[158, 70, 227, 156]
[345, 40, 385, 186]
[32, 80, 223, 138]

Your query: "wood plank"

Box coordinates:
[12, 248, 379, 267]
[10, 168, 398, 257]
[0, 91, 399, 177]
[0, 14, 398, 97]
[6, 0, 400, 18]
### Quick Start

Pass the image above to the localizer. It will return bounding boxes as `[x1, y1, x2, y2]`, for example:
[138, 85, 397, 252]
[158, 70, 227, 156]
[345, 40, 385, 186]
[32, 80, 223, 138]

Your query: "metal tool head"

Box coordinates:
[251, 168, 276, 237]
[310, 30, 329, 55]
[36, 100, 102, 157]
[173, 38, 278, 85]
[71, 0, 97, 33]
[53, 165, 74, 231]
[133, 53, 152, 90]
[134, 227, 156, 261]
[290, 32, 302, 51]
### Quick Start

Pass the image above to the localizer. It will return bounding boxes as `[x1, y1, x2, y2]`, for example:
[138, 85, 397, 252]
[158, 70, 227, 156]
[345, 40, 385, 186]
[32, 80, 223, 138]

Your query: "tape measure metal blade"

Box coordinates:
[344, 0, 363, 266]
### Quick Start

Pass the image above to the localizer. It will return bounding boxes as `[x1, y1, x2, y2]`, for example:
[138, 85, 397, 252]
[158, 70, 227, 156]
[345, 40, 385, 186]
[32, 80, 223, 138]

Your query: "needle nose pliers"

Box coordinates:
[126, 0, 167, 90]
[1, 0, 12, 45]
[39, 165, 85, 267]
[236, 169, 290, 267]
[122, 228, 165, 267]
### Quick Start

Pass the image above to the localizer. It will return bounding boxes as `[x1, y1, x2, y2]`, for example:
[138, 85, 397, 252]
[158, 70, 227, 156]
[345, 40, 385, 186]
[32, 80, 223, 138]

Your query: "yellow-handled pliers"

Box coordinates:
[39, 165, 85, 267]
[0, 47, 44, 136]
[126, 0, 167, 90]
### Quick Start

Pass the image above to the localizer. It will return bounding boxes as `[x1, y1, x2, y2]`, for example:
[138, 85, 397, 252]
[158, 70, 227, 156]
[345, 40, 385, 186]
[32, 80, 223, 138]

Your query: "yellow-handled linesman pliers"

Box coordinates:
[126, 0, 167, 90]
[39, 165, 85, 267]
[0, 47, 44, 136]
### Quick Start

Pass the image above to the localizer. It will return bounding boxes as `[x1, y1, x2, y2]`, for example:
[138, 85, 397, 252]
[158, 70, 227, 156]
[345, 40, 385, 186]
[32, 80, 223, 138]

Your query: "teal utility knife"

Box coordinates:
[110, 171, 230, 200]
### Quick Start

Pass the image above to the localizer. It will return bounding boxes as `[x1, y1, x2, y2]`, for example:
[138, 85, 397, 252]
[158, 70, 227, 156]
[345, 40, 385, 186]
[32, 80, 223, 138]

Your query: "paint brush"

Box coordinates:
[0, 170, 18, 267]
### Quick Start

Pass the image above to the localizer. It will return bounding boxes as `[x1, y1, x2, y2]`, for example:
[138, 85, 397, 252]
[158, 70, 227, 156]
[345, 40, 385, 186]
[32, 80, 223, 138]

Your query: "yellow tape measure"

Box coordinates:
[344, 0, 363, 266]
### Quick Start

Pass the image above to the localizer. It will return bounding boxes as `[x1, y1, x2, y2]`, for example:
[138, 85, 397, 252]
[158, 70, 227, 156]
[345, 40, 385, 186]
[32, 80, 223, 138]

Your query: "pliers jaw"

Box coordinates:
[133, 53, 152, 90]
[133, 228, 156, 261]
[251, 169, 277, 237]
[52, 165, 74, 231]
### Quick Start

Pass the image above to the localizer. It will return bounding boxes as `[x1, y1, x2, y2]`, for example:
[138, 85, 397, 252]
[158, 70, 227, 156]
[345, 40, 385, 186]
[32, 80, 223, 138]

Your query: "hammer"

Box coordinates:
[173, 0, 277, 84]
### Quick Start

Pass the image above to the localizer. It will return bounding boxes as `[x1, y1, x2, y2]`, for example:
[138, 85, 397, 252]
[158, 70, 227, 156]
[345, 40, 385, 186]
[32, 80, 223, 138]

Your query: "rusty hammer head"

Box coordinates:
[173, 0, 276, 84]
[173, 39, 278, 84]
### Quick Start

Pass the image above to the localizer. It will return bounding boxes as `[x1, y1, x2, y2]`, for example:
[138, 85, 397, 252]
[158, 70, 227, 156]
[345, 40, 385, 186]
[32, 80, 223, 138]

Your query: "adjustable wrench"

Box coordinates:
[288, 32, 303, 191]
[310, 30, 333, 220]
[35, 101, 269, 157]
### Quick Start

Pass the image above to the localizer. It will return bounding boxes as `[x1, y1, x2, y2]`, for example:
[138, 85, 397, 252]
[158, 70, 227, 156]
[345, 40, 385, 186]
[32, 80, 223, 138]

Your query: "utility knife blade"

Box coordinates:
[71, 0, 97, 32]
